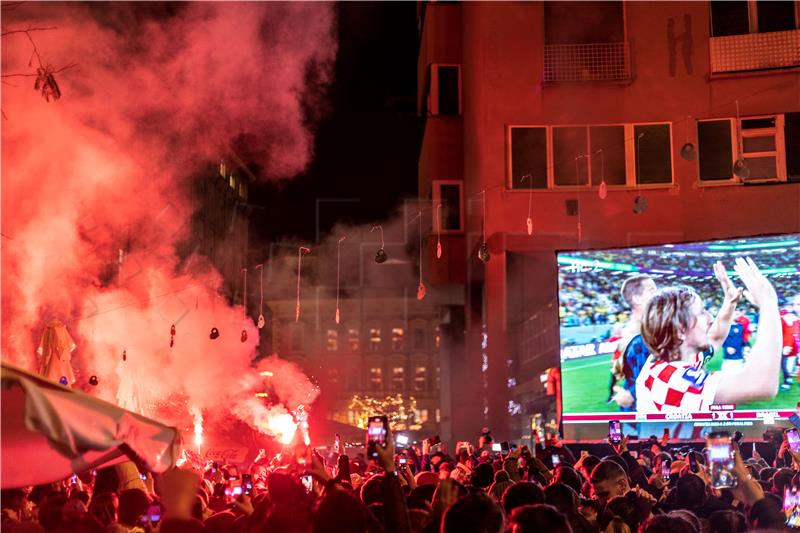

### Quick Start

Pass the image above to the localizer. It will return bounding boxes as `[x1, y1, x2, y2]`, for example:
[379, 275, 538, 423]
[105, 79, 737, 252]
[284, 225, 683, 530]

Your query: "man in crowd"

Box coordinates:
[780, 294, 800, 390]
[636, 257, 782, 412]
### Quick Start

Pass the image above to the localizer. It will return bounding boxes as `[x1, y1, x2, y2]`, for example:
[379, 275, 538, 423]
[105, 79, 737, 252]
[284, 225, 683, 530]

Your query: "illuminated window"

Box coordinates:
[415, 409, 429, 424]
[413, 366, 427, 391]
[392, 367, 405, 391]
[238, 181, 247, 200]
[391, 328, 404, 352]
[369, 367, 383, 390]
[229, 174, 236, 189]
[435, 366, 440, 390]
[347, 410, 356, 425]
[435, 408, 441, 423]
[348, 329, 360, 352]
[219, 162, 226, 177]
[413, 328, 425, 350]
[326, 329, 338, 351]
[435, 326, 441, 349]
[369, 329, 381, 352]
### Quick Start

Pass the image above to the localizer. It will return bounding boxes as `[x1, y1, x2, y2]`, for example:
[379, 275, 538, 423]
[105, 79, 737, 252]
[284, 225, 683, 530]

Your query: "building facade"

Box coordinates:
[417, 1, 800, 443]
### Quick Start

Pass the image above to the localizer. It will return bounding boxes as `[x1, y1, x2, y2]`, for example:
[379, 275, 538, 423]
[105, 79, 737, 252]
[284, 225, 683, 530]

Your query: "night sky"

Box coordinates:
[250, 2, 421, 245]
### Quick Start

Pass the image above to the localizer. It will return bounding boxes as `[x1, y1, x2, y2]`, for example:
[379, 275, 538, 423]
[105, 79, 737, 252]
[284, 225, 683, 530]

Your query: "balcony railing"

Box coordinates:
[543, 42, 631, 83]
[710, 29, 800, 74]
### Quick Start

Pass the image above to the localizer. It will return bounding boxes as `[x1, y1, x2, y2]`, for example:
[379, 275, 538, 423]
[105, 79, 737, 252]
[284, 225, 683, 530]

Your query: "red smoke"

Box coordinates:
[1, 3, 334, 441]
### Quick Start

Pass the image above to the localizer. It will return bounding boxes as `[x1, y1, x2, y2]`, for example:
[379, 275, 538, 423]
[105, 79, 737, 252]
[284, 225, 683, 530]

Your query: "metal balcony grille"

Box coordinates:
[543, 42, 631, 82]
[710, 29, 800, 73]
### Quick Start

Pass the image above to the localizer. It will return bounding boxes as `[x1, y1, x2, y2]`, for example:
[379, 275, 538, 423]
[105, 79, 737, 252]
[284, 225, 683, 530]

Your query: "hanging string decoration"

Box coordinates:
[170, 324, 176, 348]
[417, 211, 426, 300]
[633, 133, 648, 214]
[336, 236, 347, 324]
[478, 190, 490, 263]
[371, 225, 387, 263]
[521, 174, 534, 235]
[680, 115, 696, 161]
[256, 264, 265, 329]
[596, 150, 607, 200]
[296, 246, 311, 322]
[733, 100, 749, 179]
[241, 268, 248, 342]
[435, 203, 443, 259]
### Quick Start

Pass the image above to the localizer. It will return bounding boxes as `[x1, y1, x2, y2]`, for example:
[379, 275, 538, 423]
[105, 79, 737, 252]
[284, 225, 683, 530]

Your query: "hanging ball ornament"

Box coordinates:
[122, 349, 127, 361]
[680, 142, 697, 161]
[59, 376, 68, 385]
[478, 242, 490, 263]
[436, 241, 442, 259]
[417, 281, 426, 301]
[170, 337, 174, 348]
[526, 217, 533, 236]
[170, 324, 176, 336]
[374, 248, 388, 264]
[210, 327, 220, 340]
[633, 195, 649, 214]
[89, 375, 99, 386]
[598, 181, 608, 200]
[257, 314, 265, 329]
[733, 158, 750, 179]
[241, 330, 248, 343]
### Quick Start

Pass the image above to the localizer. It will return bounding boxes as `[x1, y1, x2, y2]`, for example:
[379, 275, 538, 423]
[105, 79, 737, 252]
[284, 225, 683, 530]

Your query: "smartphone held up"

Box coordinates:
[367, 415, 389, 459]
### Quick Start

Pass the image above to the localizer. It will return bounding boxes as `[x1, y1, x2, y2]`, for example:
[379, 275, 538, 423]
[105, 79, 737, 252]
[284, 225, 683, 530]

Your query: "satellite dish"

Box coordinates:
[680, 142, 696, 161]
[733, 158, 750, 179]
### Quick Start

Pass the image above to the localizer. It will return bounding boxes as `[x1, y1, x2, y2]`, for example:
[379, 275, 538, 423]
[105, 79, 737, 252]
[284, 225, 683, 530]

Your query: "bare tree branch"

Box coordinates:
[1, 25, 57, 37]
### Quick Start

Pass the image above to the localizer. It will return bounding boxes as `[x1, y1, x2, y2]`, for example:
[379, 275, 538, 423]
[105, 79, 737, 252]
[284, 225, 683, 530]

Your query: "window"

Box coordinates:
[435, 366, 440, 390]
[509, 123, 673, 189]
[509, 127, 548, 189]
[369, 367, 383, 391]
[328, 368, 339, 385]
[545, 1, 624, 44]
[414, 409, 429, 424]
[391, 328, 404, 352]
[698, 114, 796, 183]
[589, 126, 626, 186]
[349, 329, 360, 352]
[428, 64, 461, 116]
[698, 119, 736, 181]
[433, 181, 463, 232]
[413, 366, 427, 391]
[413, 328, 425, 350]
[553, 127, 589, 186]
[634, 124, 673, 185]
[369, 329, 381, 352]
[711, 1, 799, 36]
[326, 329, 338, 352]
[392, 367, 405, 391]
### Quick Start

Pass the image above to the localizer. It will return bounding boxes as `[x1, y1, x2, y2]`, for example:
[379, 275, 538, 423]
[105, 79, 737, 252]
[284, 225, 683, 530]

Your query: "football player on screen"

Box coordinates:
[635, 258, 781, 413]
[613, 261, 740, 410]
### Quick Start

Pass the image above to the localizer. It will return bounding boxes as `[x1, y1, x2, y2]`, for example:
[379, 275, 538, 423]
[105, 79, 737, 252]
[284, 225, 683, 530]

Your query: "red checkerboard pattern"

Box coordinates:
[636, 359, 720, 413]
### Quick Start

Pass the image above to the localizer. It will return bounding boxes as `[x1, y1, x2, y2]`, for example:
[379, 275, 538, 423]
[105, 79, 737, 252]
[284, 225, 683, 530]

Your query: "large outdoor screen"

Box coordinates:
[557, 234, 800, 441]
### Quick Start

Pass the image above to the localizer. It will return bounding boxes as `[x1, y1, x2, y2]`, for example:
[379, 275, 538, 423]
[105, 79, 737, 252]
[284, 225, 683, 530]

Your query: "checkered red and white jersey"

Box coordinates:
[635, 356, 722, 413]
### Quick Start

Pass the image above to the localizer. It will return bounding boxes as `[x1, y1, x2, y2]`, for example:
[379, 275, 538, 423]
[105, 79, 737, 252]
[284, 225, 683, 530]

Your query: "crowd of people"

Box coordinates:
[5, 423, 800, 533]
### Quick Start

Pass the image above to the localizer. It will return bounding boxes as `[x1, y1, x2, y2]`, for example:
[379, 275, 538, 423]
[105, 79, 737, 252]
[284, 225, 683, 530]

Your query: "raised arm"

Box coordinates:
[714, 258, 781, 404]
[708, 261, 743, 348]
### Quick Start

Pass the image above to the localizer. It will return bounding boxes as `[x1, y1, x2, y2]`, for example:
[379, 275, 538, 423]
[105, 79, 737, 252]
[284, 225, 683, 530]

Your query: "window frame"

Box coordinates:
[697, 113, 788, 185]
[710, 0, 800, 36]
[428, 63, 462, 116]
[432, 179, 464, 233]
[507, 122, 675, 191]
